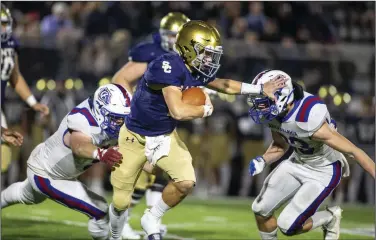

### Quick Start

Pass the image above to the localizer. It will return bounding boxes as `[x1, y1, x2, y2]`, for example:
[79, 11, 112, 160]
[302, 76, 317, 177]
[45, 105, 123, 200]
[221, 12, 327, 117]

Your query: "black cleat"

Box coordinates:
[147, 233, 162, 240]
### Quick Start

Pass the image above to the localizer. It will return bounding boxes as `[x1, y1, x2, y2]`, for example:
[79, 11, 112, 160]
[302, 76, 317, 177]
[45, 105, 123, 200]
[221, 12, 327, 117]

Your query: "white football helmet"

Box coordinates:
[92, 84, 132, 138]
[248, 70, 294, 124]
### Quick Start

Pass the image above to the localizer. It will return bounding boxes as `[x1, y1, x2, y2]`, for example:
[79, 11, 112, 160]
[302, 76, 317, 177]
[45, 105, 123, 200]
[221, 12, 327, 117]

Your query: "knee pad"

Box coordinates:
[174, 180, 195, 195]
[1, 144, 12, 173]
[88, 217, 109, 240]
[112, 187, 132, 211]
[251, 198, 272, 218]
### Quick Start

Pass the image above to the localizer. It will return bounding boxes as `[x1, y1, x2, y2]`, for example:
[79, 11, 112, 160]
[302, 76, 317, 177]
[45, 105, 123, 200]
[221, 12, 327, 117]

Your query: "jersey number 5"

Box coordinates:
[162, 61, 171, 73]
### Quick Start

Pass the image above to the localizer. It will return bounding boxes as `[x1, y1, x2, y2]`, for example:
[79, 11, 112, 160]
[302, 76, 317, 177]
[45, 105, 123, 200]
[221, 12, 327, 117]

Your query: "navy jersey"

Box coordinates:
[128, 33, 167, 64]
[1, 36, 19, 104]
[126, 53, 216, 136]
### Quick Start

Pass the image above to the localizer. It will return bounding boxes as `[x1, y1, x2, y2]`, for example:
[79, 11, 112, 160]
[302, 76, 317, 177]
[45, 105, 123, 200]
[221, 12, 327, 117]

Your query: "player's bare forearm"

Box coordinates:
[163, 86, 205, 120]
[263, 131, 289, 164]
[207, 78, 242, 95]
[263, 141, 287, 164]
[69, 131, 97, 159]
[111, 61, 147, 94]
[10, 54, 34, 102]
[312, 122, 375, 178]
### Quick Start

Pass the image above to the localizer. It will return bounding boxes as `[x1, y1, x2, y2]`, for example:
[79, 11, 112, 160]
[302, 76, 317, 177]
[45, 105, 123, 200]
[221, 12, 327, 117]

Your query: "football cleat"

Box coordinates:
[323, 206, 343, 240]
[121, 222, 141, 240]
[159, 223, 167, 237]
[141, 209, 161, 239]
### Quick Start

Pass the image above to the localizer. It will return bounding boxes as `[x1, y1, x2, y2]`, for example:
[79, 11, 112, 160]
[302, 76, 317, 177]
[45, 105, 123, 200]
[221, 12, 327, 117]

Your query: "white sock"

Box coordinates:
[149, 198, 170, 220]
[146, 190, 162, 208]
[311, 210, 333, 230]
[259, 228, 278, 240]
[109, 203, 128, 239]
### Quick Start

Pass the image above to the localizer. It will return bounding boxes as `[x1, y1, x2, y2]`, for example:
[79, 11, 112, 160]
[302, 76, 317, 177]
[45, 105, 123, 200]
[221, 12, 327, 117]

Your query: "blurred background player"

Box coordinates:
[1, 4, 49, 185]
[111, 12, 190, 239]
[1, 83, 129, 240]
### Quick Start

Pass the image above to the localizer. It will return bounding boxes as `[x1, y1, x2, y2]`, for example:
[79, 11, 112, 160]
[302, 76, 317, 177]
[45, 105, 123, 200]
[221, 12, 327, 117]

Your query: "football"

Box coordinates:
[182, 87, 206, 106]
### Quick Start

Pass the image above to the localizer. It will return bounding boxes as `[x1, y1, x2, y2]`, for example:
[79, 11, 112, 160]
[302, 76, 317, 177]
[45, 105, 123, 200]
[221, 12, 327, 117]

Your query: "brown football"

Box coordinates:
[182, 87, 206, 106]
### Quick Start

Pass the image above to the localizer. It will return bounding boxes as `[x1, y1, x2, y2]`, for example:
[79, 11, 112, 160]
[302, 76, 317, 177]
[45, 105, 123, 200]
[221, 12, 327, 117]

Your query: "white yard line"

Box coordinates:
[4, 213, 374, 238]
[3, 214, 194, 240]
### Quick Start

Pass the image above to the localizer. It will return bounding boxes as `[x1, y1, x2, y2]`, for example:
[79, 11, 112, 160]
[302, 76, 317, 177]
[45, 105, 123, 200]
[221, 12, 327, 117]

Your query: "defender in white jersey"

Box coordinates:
[247, 70, 375, 240]
[1, 84, 131, 239]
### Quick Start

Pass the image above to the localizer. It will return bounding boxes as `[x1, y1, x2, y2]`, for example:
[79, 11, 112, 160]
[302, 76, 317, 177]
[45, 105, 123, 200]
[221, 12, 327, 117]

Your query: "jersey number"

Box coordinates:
[280, 135, 315, 155]
[162, 61, 171, 73]
[1, 49, 15, 81]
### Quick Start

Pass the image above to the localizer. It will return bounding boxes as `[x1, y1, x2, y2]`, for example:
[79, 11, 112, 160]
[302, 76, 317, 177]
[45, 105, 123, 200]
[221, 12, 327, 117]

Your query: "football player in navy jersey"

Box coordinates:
[109, 20, 286, 240]
[1, 4, 49, 173]
[112, 12, 189, 239]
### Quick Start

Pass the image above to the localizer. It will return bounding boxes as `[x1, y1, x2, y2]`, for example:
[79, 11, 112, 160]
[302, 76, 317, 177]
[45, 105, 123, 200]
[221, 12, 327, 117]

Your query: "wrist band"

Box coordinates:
[26, 95, 37, 107]
[203, 105, 213, 118]
[240, 83, 262, 95]
[92, 149, 100, 160]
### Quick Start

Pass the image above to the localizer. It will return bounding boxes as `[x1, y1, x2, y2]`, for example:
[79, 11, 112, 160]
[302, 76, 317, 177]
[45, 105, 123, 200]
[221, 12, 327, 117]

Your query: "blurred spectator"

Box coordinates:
[83, 2, 109, 37]
[40, 2, 73, 48]
[277, 36, 300, 58]
[277, 3, 297, 38]
[260, 18, 280, 42]
[246, 2, 266, 35]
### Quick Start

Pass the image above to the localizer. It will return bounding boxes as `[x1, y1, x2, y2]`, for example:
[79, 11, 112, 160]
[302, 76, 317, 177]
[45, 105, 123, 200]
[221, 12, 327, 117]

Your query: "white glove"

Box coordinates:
[249, 156, 266, 176]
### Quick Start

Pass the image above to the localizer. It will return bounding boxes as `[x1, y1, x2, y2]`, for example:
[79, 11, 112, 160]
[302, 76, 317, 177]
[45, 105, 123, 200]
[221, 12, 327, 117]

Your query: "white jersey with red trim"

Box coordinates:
[27, 98, 117, 180]
[267, 92, 343, 167]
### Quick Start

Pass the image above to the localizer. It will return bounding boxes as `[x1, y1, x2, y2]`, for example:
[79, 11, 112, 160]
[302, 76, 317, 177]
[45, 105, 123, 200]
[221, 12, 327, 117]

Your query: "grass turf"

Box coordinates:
[2, 196, 374, 239]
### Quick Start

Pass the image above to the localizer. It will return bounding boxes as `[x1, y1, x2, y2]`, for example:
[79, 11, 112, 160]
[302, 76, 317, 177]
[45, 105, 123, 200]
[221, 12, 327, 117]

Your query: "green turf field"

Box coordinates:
[2, 196, 374, 239]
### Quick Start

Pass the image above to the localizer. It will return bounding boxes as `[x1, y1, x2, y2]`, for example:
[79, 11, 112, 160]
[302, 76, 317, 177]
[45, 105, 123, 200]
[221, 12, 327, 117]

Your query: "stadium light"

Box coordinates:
[99, 77, 111, 87]
[36, 79, 46, 91]
[333, 94, 342, 106]
[343, 93, 351, 104]
[47, 79, 56, 90]
[65, 78, 74, 90]
[328, 85, 337, 96]
[318, 86, 328, 98]
[74, 79, 84, 90]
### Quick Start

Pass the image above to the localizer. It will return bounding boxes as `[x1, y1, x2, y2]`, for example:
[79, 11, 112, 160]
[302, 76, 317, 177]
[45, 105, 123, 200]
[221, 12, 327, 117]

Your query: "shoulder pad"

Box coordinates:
[144, 54, 183, 87]
[67, 107, 99, 136]
[296, 96, 327, 135]
[129, 42, 161, 63]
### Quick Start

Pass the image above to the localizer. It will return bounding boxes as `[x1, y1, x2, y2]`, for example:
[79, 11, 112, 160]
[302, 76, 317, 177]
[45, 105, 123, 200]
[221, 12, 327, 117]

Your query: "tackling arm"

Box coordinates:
[69, 131, 123, 167]
[262, 131, 290, 164]
[111, 61, 147, 94]
[312, 122, 375, 178]
[69, 131, 97, 159]
[162, 86, 210, 120]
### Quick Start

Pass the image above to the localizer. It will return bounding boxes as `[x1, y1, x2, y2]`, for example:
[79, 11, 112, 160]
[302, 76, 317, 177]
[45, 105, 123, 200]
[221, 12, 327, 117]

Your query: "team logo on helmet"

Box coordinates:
[98, 87, 112, 105]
